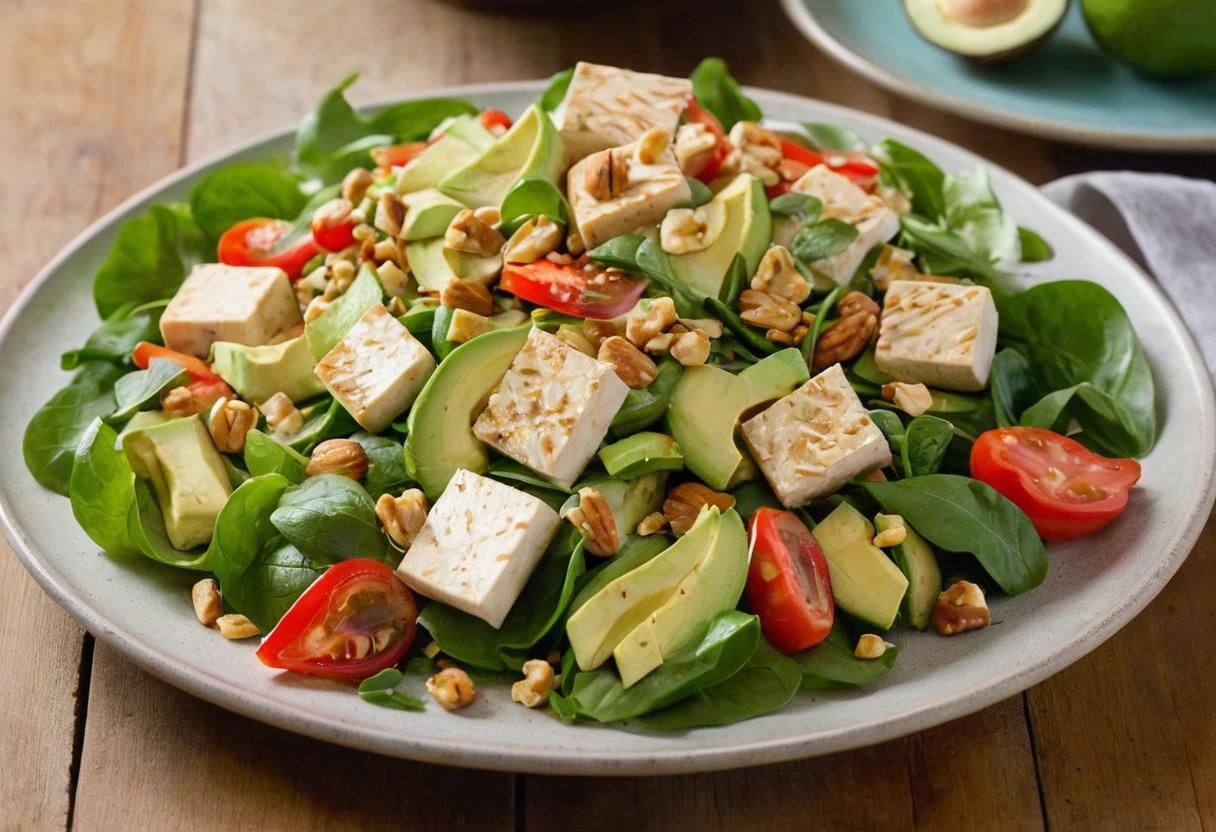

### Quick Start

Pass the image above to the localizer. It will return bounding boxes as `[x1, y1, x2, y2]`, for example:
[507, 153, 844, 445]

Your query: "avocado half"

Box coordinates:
[904, 0, 1070, 62]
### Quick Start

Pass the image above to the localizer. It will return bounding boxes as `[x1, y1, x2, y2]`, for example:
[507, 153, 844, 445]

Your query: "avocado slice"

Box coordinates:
[405, 325, 530, 500]
[211, 336, 325, 404]
[598, 432, 684, 480]
[903, 0, 1069, 62]
[669, 174, 771, 298]
[121, 415, 232, 551]
[405, 237, 503, 293]
[1082, 0, 1216, 79]
[665, 349, 809, 490]
[396, 116, 497, 195]
[811, 503, 909, 631]
[400, 189, 466, 241]
[613, 507, 748, 687]
[439, 104, 567, 209]
[875, 513, 941, 631]
[566, 505, 723, 672]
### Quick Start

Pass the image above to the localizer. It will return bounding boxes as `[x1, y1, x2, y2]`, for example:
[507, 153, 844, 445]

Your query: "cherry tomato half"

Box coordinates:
[256, 559, 419, 680]
[684, 96, 731, 183]
[746, 508, 835, 654]
[217, 217, 321, 281]
[500, 257, 649, 320]
[970, 427, 1142, 541]
[371, 141, 430, 170]
[310, 198, 357, 252]
[132, 341, 234, 407]
[478, 109, 514, 135]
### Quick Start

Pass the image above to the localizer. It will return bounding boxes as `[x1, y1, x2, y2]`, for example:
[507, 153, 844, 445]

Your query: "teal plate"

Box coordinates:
[783, 0, 1216, 151]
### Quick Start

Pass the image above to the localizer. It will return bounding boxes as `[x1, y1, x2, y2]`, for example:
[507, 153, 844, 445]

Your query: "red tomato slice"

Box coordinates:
[500, 257, 648, 320]
[217, 218, 321, 281]
[256, 559, 418, 680]
[746, 508, 834, 654]
[478, 109, 513, 135]
[970, 427, 1142, 541]
[132, 342, 234, 407]
[775, 138, 879, 191]
[684, 96, 731, 183]
[371, 142, 429, 170]
[310, 198, 357, 252]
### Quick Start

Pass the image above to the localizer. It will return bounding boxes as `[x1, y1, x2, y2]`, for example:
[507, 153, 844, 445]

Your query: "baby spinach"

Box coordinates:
[1018, 226, 1053, 262]
[93, 204, 208, 319]
[729, 479, 782, 521]
[128, 478, 212, 570]
[611, 357, 683, 436]
[487, 458, 573, 496]
[795, 622, 900, 690]
[61, 301, 164, 370]
[898, 216, 1008, 287]
[718, 252, 748, 307]
[552, 610, 760, 723]
[989, 348, 1037, 428]
[189, 163, 307, 244]
[704, 296, 780, 357]
[589, 236, 698, 314]
[903, 415, 955, 478]
[287, 397, 359, 454]
[801, 285, 847, 365]
[24, 362, 125, 495]
[802, 122, 867, 152]
[498, 177, 569, 236]
[305, 265, 384, 358]
[244, 429, 309, 484]
[690, 58, 761, 131]
[106, 359, 188, 423]
[791, 219, 859, 263]
[539, 67, 574, 112]
[350, 431, 413, 500]
[769, 192, 822, 221]
[861, 475, 1047, 595]
[873, 139, 946, 221]
[942, 167, 1020, 264]
[210, 474, 326, 632]
[686, 176, 714, 208]
[417, 529, 586, 672]
[270, 474, 391, 565]
[631, 640, 802, 731]
[358, 668, 426, 712]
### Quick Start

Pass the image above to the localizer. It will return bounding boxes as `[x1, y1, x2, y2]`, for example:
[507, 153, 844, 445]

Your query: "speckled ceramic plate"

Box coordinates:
[782, 0, 1216, 152]
[2, 83, 1213, 776]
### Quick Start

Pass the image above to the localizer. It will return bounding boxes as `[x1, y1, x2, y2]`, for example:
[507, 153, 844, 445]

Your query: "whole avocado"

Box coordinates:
[1082, 0, 1216, 79]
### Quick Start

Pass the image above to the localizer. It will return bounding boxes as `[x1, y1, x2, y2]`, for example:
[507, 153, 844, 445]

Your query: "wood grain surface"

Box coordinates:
[1, 1, 1211, 830]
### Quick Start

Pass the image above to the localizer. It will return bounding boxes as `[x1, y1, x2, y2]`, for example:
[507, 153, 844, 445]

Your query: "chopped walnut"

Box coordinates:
[882, 381, 934, 418]
[376, 489, 429, 550]
[426, 667, 477, 710]
[511, 659, 555, 708]
[660, 207, 715, 255]
[871, 245, 920, 291]
[722, 122, 783, 187]
[854, 634, 891, 660]
[663, 483, 736, 536]
[932, 580, 991, 636]
[374, 191, 406, 239]
[191, 579, 222, 627]
[636, 512, 670, 536]
[216, 614, 259, 640]
[625, 297, 678, 347]
[634, 126, 672, 165]
[564, 487, 620, 557]
[440, 279, 494, 317]
[444, 209, 505, 257]
[739, 289, 802, 332]
[161, 386, 207, 418]
[670, 330, 710, 366]
[207, 397, 255, 454]
[503, 215, 563, 264]
[598, 336, 657, 388]
[812, 291, 880, 371]
[258, 392, 304, 437]
[341, 168, 374, 204]
[751, 246, 812, 304]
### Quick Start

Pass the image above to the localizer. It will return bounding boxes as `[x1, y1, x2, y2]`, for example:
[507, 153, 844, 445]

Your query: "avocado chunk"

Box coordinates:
[121, 415, 232, 551]
[903, 0, 1069, 62]
[396, 116, 497, 195]
[566, 505, 724, 672]
[1082, 0, 1216, 78]
[811, 503, 909, 631]
[405, 237, 503, 293]
[598, 432, 684, 480]
[405, 325, 530, 500]
[400, 189, 466, 241]
[571, 472, 668, 543]
[665, 349, 809, 490]
[875, 513, 941, 631]
[439, 104, 568, 209]
[613, 507, 748, 687]
[211, 336, 325, 404]
[669, 174, 771, 298]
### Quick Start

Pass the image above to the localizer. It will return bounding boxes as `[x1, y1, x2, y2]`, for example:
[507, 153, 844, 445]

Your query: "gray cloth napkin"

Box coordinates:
[1042, 172, 1216, 374]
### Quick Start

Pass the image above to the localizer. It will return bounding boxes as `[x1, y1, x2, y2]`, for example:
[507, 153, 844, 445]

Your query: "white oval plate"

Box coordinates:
[2, 83, 1213, 776]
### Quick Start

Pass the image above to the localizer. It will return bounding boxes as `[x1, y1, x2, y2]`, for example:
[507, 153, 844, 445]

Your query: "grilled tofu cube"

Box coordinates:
[791, 165, 901, 286]
[875, 280, 998, 392]
[159, 264, 300, 358]
[741, 364, 891, 508]
[314, 303, 436, 432]
[552, 62, 692, 163]
[567, 138, 692, 250]
[396, 469, 561, 628]
[473, 328, 629, 489]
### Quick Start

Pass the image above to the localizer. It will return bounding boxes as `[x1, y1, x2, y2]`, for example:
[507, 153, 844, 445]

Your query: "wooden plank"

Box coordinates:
[0, 2, 195, 830]
[1027, 513, 1216, 831]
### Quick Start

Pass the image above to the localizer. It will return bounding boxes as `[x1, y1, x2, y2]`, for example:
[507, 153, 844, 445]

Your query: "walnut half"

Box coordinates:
[565, 487, 620, 557]
[663, 483, 736, 536]
[812, 291, 880, 371]
[932, 580, 991, 636]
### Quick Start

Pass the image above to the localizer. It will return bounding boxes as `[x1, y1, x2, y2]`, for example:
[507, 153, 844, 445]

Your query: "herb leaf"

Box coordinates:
[791, 219, 859, 263]
[690, 58, 762, 131]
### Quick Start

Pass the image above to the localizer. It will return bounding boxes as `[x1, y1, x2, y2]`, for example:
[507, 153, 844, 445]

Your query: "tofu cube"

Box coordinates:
[792, 165, 900, 286]
[159, 264, 301, 358]
[568, 139, 692, 250]
[314, 303, 436, 432]
[875, 280, 999, 392]
[396, 469, 561, 628]
[741, 364, 892, 508]
[552, 62, 693, 163]
[473, 328, 629, 489]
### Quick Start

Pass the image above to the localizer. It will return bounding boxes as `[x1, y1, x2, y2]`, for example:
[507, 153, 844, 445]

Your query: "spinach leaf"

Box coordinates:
[869, 409, 907, 472]
[486, 458, 572, 496]
[587, 233, 646, 271]
[729, 479, 783, 521]
[791, 219, 859, 263]
[795, 622, 900, 690]
[861, 475, 1047, 595]
[718, 252, 748, 307]
[636, 238, 701, 316]
[997, 280, 1155, 457]
[499, 177, 569, 236]
[106, 359, 188, 423]
[801, 285, 847, 366]
[539, 67, 574, 112]
[69, 419, 141, 556]
[61, 301, 163, 370]
[24, 362, 125, 495]
[128, 477, 212, 569]
[872, 139, 946, 221]
[852, 347, 893, 386]
[93, 204, 209, 319]
[417, 529, 586, 671]
[270, 474, 390, 565]
[611, 357, 683, 436]
[898, 215, 1008, 287]
[358, 669, 426, 712]
[210, 474, 326, 631]
[903, 415, 954, 478]
[802, 123, 868, 152]
[704, 296, 780, 357]
[942, 167, 1020, 264]
[305, 265, 384, 358]
[1018, 226, 1054, 262]
[244, 429, 309, 484]
[350, 431, 413, 500]
[631, 640, 801, 731]
[690, 58, 761, 131]
[989, 348, 1037, 428]
[769, 192, 822, 221]
[553, 611, 760, 723]
[189, 163, 306, 243]
[288, 397, 360, 454]
[686, 176, 714, 207]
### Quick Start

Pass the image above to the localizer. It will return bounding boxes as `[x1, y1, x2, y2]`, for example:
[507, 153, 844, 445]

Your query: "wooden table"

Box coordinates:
[3, 1, 1213, 829]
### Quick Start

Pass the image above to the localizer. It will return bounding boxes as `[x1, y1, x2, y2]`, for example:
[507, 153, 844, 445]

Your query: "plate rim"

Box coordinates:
[3, 79, 1214, 775]
[780, 0, 1216, 153]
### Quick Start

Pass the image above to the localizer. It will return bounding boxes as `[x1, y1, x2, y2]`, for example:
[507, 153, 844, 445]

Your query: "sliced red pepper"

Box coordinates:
[500, 257, 649, 320]
[217, 218, 321, 281]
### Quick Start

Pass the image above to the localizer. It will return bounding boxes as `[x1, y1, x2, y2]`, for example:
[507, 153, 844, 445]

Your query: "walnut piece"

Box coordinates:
[598, 336, 657, 388]
[674, 122, 719, 178]
[663, 483, 736, 536]
[812, 291, 880, 371]
[259, 392, 304, 437]
[216, 614, 260, 640]
[751, 246, 812, 304]
[376, 489, 429, 550]
[932, 580, 992, 636]
[660, 208, 714, 255]
[625, 297, 678, 347]
[440, 279, 494, 317]
[636, 512, 669, 536]
[444, 209, 505, 257]
[341, 168, 374, 204]
[207, 397, 255, 454]
[882, 381, 934, 418]
[564, 487, 620, 557]
[503, 215, 563, 264]
[427, 667, 476, 710]
[511, 659, 555, 708]
[739, 289, 802, 332]
[634, 126, 672, 165]
[375, 191, 406, 239]
[307, 439, 369, 481]
[669, 330, 710, 367]
[191, 579, 222, 627]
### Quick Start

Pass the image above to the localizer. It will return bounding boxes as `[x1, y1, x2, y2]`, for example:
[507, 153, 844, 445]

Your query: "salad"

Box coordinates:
[22, 59, 1155, 730]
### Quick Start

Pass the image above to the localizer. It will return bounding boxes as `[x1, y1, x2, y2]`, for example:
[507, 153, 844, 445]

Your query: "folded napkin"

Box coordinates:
[1043, 172, 1216, 375]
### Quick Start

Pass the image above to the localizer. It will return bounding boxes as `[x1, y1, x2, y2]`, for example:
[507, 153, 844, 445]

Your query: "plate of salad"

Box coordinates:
[4, 59, 1213, 775]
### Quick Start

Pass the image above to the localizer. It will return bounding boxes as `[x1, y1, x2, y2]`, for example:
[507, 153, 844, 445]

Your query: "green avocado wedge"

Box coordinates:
[438, 104, 567, 209]
[211, 336, 325, 404]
